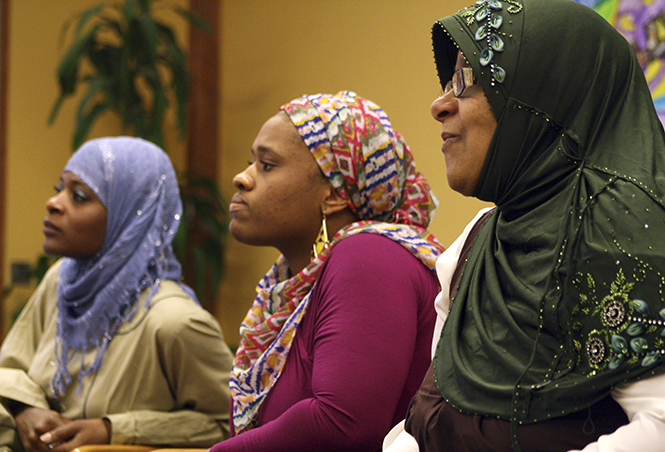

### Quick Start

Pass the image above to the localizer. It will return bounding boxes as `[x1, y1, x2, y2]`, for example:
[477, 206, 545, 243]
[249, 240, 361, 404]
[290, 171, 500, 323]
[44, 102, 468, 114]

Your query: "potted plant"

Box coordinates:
[48, 0, 210, 150]
[175, 172, 228, 312]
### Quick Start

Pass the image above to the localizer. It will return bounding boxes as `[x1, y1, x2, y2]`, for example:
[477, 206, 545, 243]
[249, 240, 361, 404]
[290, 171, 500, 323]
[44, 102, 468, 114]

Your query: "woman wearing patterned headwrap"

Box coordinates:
[210, 91, 444, 452]
[384, 0, 665, 451]
[0, 137, 234, 452]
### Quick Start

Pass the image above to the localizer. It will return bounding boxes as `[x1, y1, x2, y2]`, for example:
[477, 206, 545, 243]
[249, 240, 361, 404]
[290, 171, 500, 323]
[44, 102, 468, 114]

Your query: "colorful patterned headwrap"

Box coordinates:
[280, 90, 438, 227]
[230, 92, 443, 433]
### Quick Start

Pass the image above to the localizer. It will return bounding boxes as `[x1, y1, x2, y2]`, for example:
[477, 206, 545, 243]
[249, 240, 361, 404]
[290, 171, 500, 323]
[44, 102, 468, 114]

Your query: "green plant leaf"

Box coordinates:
[136, 14, 160, 65]
[147, 71, 168, 137]
[55, 24, 100, 95]
[87, 44, 122, 81]
[76, 75, 114, 121]
[137, 0, 151, 14]
[74, 2, 106, 38]
[185, 175, 228, 208]
[49, 0, 198, 151]
[157, 23, 188, 137]
[175, 172, 229, 303]
[122, 0, 141, 27]
[98, 11, 124, 37]
[173, 5, 212, 34]
[191, 245, 207, 305]
[172, 218, 188, 265]
[48, 94, 68, 125]
[73, 101, 111, 150]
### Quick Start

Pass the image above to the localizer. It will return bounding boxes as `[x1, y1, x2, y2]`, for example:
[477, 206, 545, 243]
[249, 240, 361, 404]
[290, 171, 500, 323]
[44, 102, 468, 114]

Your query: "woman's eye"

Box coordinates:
[54, 184, 63, 194]
[72, 189, 90, 203]
[261, 162, 275, 171]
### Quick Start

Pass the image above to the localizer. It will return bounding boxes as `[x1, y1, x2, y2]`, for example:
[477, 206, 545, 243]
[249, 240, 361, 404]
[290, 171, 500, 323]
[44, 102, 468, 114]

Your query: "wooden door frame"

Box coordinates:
[188, 0, 219, 181]
[0, 0, 9, 337]
[185, 0, 220, 313]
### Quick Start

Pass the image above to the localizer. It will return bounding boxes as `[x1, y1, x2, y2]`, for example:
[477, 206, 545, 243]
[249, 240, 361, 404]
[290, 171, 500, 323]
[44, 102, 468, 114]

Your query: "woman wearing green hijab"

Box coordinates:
[383, 0, 665, 451]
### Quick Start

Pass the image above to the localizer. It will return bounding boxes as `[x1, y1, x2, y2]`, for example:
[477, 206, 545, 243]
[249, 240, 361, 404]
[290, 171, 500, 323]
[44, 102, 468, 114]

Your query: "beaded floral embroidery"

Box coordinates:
[572, 269, 665, 374]
[460, 0, 523, 86]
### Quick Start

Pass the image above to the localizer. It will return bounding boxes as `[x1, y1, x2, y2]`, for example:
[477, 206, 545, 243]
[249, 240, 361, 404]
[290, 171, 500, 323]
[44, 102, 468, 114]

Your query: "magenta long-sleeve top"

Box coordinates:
[211, 233, 439, 452]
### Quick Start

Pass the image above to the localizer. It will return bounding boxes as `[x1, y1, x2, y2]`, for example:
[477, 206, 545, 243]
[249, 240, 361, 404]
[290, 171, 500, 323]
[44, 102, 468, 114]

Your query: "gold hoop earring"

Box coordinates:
[312, 213, 330, 259]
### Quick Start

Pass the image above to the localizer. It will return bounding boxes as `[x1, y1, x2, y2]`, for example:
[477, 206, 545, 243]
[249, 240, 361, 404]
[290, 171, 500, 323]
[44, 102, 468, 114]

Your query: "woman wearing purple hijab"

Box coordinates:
[0, 137, 233, 452]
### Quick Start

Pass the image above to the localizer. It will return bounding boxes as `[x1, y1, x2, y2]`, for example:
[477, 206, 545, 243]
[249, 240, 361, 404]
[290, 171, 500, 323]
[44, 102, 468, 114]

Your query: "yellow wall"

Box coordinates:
[217, 0, 491, 346]
[4, 0, 490, 347]
[4, 0, 117, 334]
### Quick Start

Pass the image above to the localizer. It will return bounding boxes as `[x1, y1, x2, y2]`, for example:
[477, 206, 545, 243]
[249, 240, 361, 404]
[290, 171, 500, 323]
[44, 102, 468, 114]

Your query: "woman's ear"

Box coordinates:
[321, 185, 348, 215]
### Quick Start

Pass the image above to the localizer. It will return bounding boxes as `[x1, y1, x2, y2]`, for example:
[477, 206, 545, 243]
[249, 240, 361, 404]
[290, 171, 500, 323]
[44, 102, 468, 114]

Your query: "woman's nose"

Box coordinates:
[430, 92, 457, 123]
[46, 192, 63, 213]
[233, 168, 254, 191]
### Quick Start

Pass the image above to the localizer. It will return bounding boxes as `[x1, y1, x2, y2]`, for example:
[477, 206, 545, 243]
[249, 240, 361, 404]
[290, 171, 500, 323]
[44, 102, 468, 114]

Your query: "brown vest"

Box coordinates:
[405, 211, 628, 452]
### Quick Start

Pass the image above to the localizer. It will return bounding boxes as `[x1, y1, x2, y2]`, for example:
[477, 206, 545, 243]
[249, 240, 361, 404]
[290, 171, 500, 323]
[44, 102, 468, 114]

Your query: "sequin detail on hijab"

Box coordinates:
[431, 0, 665, 425]
[462, 0, 523, 86]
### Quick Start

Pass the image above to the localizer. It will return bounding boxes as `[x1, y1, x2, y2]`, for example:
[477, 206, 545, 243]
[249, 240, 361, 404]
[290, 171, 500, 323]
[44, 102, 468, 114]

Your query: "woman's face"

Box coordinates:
[229, 112, 332, 255]
[430, 51, 497, 196]
[43, 172, 107, 259]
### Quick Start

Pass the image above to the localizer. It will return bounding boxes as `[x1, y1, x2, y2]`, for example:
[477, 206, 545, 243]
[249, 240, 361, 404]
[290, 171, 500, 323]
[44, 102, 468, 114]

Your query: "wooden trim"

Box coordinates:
[185, 0, 220, 313]
[187, 0, 219, 179]
[72, 446, 156, 452]
[0, 0, 9, 339]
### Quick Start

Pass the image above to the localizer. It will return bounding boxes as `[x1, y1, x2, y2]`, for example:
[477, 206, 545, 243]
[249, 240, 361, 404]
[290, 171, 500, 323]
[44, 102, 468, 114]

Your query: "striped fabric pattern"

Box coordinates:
[282, 91, 438, 228]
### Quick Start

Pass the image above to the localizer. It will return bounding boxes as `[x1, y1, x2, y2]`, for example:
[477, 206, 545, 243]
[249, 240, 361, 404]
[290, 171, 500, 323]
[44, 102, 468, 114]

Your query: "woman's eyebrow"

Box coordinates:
[255, 145, 280, 159]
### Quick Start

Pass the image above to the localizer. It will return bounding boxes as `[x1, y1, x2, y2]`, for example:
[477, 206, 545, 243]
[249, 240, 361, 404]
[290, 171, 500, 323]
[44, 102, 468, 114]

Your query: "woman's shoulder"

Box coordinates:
[22, 259, 63, 314]
[324, 232, 438, 288]
[140, 281, 223, 336]
[333, 231, 407, 252]
[310, 232, 439, 317]
[150, 280, 198, 308]
[40, 258, 63, 288]
[331, 232, 432, 269]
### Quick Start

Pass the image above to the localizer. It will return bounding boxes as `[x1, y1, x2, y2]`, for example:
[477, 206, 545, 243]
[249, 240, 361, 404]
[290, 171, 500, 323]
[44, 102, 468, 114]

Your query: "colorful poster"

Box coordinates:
[575, 0, 665, 124]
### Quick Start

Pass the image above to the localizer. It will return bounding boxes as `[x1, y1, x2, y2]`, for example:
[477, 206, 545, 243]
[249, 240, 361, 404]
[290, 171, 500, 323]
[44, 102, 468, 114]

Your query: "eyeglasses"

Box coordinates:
[443, 67, 476, 97]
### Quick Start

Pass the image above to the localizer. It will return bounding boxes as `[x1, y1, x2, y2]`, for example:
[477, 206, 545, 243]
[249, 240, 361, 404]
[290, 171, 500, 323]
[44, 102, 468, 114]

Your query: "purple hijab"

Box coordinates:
[52, 136, 192, 395]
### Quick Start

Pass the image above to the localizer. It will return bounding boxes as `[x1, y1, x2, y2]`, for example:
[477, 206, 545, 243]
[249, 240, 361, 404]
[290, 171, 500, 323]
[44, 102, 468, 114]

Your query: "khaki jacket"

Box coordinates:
[0, 260, 233, 448]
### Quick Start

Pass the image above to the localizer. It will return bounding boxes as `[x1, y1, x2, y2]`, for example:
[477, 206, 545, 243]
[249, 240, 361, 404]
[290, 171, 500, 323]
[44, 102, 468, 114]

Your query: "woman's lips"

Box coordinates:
[440, 132, 458, 152]
[229, 194, 247, 213]
[42, 219, 60, 236]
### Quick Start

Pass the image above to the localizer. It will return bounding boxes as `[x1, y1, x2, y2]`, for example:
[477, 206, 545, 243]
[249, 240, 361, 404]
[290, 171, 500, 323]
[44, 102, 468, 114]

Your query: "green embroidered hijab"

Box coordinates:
[432, 0, 665, 423]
